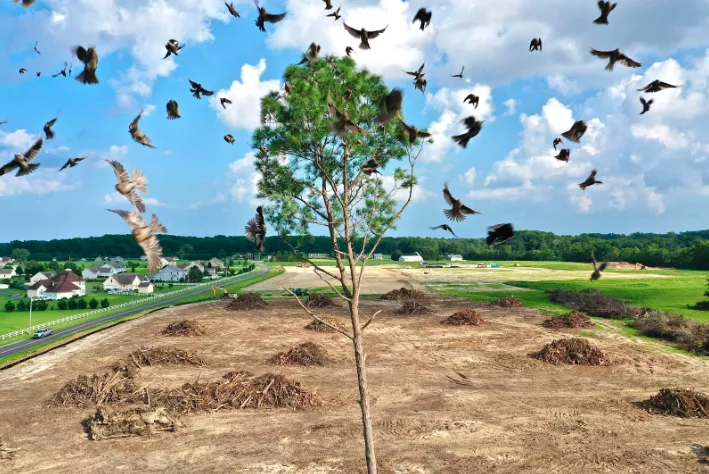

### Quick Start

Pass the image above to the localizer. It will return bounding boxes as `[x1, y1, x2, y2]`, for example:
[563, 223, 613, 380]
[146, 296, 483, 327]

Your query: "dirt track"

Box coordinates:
[2, 297, 709, 473]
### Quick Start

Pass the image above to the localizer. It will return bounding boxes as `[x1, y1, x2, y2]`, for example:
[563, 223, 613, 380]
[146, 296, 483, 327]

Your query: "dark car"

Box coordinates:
[32, 328, 53, 339]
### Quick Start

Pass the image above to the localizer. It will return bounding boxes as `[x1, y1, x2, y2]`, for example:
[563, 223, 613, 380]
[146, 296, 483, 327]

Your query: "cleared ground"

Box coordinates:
[2, 296, 709, 473]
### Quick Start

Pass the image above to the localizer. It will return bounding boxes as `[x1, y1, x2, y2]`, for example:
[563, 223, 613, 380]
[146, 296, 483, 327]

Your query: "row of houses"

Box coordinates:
[397, 253, 464, 262]
[26, 270, 157, 300]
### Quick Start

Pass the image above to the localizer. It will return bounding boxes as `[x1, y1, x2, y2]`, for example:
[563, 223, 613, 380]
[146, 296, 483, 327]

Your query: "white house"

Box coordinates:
[447, 254, 463, 262]
[150, 265, 187, 282]
[208, 258, 225, 269]
[399, 252, 423, 263]
[29, 271, 58, 285]
[103, 273, 150, 292]
[0, 267, 17, 279]
[181, 261, 205, 273]
[138, 282, 154, 294]
[373, 254, 384, 260]
[308, 253, 329, 259]
[110, 261, 127, 273]
[27, 270, 86, 300]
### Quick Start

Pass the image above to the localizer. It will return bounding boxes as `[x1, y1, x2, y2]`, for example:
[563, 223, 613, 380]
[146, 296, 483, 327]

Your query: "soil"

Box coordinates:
[395, 301, 431, 315]
[492, 297, 523, 308]
[2, 299, 709, 473]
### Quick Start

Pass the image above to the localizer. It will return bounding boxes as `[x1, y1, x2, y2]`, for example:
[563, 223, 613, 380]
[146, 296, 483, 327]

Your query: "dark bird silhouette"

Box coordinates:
[73, 46, 99, 84]
[487, 223, 515, 247]
[225, 2, 240, 17]
[579, 169, 602, 190]
[43, 116, 58, 140]
[378, 88, 403, 124]
[245, 206, 267, 252]
[412, 8, 432, 31]
[590, 252, 608, 280]
[463, 93, 479, 108]
[109, 209, 167, 272]
[414, 77, 427, 93]
[12, 0, 36, 8]
[254, 0, 286, 32]
[430, 224, 457, 237]
[297, 42, 321, 65]
[33, 41, 40, 54]
[128, 110, 157, 148]
[406, 62, 425, 80]
[529, 38, 542, 51]
[59, 156, 86, 171]
[166, 100, 181, 119]
[52, 62, 69, 78]
[163, 39, 183, 59]
[555, 148, 570, 162]
[326, 6, 341, 20]
[443, 182, 480, 222]
[224, 134, 235, 144]
[590, 47, 641, 71]
[220, 97, 232, 109]
[0, 135, 43, 177]
[561, 120, 588, 143]
[360, 157, 381, 176]
[638, 80, 679, 93]
[106, 159, 147, 213]
[345, 46, 354, 57]
[451, 116, 483, 148]
[322, 0, 332, 9]
[36, 72, 41, 77]
[593, 1, 617, 25]
[68, 62, 73, 75]
[327, 97, 372, 137]
[399, 120, 431, 144]
[0, 121, 7, 126]
[451, 66, 464, 78]
[553, 137, 563, 150]
[639, 97, 653, 115]
[343, 22, 388, 50]
[189, 79, 214, 99]
[19, 68, 27, 75]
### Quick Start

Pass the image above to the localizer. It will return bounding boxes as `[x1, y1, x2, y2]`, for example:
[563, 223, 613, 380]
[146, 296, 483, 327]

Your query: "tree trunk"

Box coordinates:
[349, 296, 377, 473]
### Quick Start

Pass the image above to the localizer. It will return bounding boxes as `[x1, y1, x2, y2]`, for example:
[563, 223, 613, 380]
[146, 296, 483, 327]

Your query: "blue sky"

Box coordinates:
[2, 0, 709, 242]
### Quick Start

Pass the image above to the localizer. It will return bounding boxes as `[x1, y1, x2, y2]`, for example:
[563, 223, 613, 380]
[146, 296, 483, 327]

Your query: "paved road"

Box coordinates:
[0, 263, 269, 359]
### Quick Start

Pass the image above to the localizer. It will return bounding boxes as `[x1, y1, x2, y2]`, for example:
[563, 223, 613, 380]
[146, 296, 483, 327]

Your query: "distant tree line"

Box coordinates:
[4, 230, 709, 269]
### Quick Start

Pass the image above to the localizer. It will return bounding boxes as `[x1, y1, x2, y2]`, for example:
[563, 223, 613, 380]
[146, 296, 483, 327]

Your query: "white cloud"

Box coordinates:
[227, 151, 261, 207]
[104, 192, 167, 208]
[0, 169, 80, 197]
[141, 104, 156, 118]
[0, 129, 36, 151]
[460, 166, 477, 187]
[467, 183, 552, 202]
[380, 175, 436, 203]
[503, 98, 518, 117]
[547, 75, 582, 96]
[630, 124, 689, 149]
[186, 193, 227, 210]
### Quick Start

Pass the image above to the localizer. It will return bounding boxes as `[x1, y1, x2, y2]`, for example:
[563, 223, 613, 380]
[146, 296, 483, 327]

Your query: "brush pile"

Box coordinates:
[83, 407, 182, 440]
[637, 388, 709, 418]
[268, 342, 329, 366]
[548, 288, 633, 319]
[304, 317, 348, 333]
[226, 292, 267, 311]
[441, 308, 484, 326]
[381, 287, 428, 301]
[160, 320, 207, 337]
[306, 294, 336, 308]
[531, 338, 607, 366]
[0, 437, 16, 461]
[631, 312, 709, 355]
[127, 347, 204, 368]
[492, 297, 523, 308]
[542, 311, 594, 329]
[396, 300, 431, 315]
[49, 368, 138, 408]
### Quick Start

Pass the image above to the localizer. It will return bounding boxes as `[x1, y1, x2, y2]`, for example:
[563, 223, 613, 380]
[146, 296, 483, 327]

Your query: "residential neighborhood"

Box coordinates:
[26, 270, 86, 300]
[103, 273, 153, 294]
[150, 265, 187, 282]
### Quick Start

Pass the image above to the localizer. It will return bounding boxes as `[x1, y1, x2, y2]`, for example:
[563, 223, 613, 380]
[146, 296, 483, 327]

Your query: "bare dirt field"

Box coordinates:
[2, 297, 709, 473]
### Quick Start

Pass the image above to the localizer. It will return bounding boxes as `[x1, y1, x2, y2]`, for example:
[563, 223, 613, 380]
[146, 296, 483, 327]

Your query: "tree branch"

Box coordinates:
[361, 310, 382, 332]
[284, 287, 353, 340]
[313, 267, 352, 302]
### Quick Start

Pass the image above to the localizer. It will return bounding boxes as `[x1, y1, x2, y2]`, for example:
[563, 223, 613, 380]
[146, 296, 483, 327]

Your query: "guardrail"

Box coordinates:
[0, 269, 259, 341]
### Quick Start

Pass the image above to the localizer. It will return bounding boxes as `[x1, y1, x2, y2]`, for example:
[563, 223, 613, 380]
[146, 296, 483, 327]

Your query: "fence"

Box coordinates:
[0, 268, 260, 341]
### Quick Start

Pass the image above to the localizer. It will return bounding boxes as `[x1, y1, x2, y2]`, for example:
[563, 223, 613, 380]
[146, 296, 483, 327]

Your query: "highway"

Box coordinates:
[0, 263, 269, 360]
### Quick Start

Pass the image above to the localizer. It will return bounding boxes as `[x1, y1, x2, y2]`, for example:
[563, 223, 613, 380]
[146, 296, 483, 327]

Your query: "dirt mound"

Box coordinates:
[268, 342, 329, 366]
[542, 311, 594, 329]
[227, 292, 268, 310]
[152, 371, 322, 413]
[380, 287, 428, 301]
[492, 297, 523, 308]
[548, 288, 634, 319]
[160, 320, 207, 337]
[304, 317, 348, 333]
[0, 437, 16, 461]
[396, 301, 432, 315]
[82, 407, 182, 440]
[531, 338, 607, 366]
[441, 308, 484, 326]
[637, 388, 709, 418]
[126, 347, 204, 368]
[306, 294, 336, 308]
[49, 368, 138, 408]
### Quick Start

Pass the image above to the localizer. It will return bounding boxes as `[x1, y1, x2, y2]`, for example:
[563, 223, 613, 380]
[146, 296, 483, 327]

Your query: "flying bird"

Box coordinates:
[106, 159, 148, 213]
[451, 116, 483, 148]
[590, 252, 608, 280]
[561, 120, 588, 143]
[360, 157, 381, 176]
[430, 224, 457, 237]
[593, 1, 617, 25]
[412, 8, 432, 31]
[0, 121, 7, 126]
[554, 148, 570, 162]
[343, 22, 388, 50]
[19, 68, 27, 75]
[345, 46, 354, 57]
[225, 2, 240, 17]
[73, 46, 99, 84]
[224, 134, 235, 144]
[33, 41, 40, 55]
[220, 97, 232, 109]
[43, 116, 58, 140]
[639, 97, 653, 115]
[487, 223, 515, 247]
[322, 0, 332, 9]
[464, 93, 479, 108]
[553, 137, 563, 150]
[297, 42, 321, 65]
[590, 47, 641, 71]
[166, 100, 181, 119]
[36, 72, 41, 77]
[326, 6, 341, 20]
[254, 0, 287, 32]
[163, 39, 184, 59]
[0, 135, 43, 177]
[13, 0, 36, 6]
[529, 38, 542, 51]
[109, 209, 167, 272]
[451, 66, 464, 78]
[443, 182, 480, 222]
[414, 77, 427, 93]
[406, 62, 425, 80]
[59, 156, 86, 172]
[245, 206, 267, 253]
[188, 79, 214, 99]
[637, 80, 679, 93]
[399, 121, 431, 144]
[377, 88, 403, 124]
[327, 97, 372, 137]
[52, 62, 69, 78]
[579, 169, 602, 190]
[128, 110, 157, 148]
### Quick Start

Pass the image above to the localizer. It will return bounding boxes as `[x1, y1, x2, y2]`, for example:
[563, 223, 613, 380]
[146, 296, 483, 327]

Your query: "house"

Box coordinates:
[399, 252, 423, 263]
[103, 273, 150, 292]
[447, 254, 464, 262]
[29, 271, 58, 285]
[181, 261, 205, 273]
[110, 261, 127, 273]
[373, 254, 384, 259]
[140, 255, 148, 261]
[0, 283, 8, 290]
[0, 267, 17, 279]
[308, 253, 329, 259]
[150, 265, 187, 282]
[83, 265, 120, 279]
[113, 256, 124, 262]
[204, 268, 217, 277]
[27, 270, 86, 300]
[208, 258, 225, 269]
[138, 282, 154, 294]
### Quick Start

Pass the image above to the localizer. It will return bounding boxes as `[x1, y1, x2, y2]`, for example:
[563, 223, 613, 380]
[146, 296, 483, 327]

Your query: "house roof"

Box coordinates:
[37, 271, 57, 278]
[53, 270, 84, 283]
[30, 277, 81, 293]
[110, 273, 144, 285]
[0, 269, 14, 275]
[29, 279, 50, 290]
[138, 282, 152, 288]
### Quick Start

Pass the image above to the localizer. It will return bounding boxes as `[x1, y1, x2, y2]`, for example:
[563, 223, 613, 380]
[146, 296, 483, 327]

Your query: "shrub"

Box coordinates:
[37, 300, 48, 311]
[78, 299, 88, 309]
[68, 299, 78, 310]
[16, 300, 26, 312]
[101, 298, 110, 308]
[4, 301, 15, 312]
[89, 298, 99, 309]
[57, 300, 68, 310]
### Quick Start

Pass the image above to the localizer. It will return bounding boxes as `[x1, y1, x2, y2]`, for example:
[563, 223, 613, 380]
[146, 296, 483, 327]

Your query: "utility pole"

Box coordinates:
[29, 297, 35, 334]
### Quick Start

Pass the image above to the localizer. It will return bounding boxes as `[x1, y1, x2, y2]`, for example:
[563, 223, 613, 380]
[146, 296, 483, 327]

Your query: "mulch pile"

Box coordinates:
[306, 294, 337, 308]
[380, 287, 428, 301]
[126, 347, 205, 368]
[0, 437, 16, 461]
[304, 317, 348, 333]
[82, 407, 182, 440]
[637, 388, 709, 418]
[441, 308, 484, 326]
[226, 292, 268, 311]
[542, 311, 594, 329]
[268, 342, 329, 366]
[49, 368, 138, 408]
[548, 288, 634, 319]
[396, 300, 432, 315]
[160, 320, 207, 337]
[530, 338, 607, 366]
[492, 297, 523, 308]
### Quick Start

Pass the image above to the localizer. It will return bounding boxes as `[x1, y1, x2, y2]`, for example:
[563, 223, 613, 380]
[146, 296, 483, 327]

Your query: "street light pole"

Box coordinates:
[29, 296, 35, 333]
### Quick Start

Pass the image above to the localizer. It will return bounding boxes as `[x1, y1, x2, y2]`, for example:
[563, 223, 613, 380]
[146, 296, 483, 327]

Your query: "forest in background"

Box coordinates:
[3, 230, 709, 270]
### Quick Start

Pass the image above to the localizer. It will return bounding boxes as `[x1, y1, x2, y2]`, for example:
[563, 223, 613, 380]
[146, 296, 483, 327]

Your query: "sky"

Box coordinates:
[1, 0, 709, 242]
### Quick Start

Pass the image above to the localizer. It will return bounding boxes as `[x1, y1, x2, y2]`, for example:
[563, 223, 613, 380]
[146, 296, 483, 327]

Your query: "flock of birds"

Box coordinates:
[0, 1, 683, 280]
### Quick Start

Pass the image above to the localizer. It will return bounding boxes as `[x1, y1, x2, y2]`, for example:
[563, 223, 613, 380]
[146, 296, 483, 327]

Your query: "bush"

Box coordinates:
[68, 299, 78, 310]
[101, 298, 110, 309]
[89, 298, 99, 309]
[390, 249, 403, 261]
[57, 300, 68, 310]
[78, 299, 88, 309]
[16, 300, 26, 312]
[37, 300, 48, 311]
[4, 301, 15, 312]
